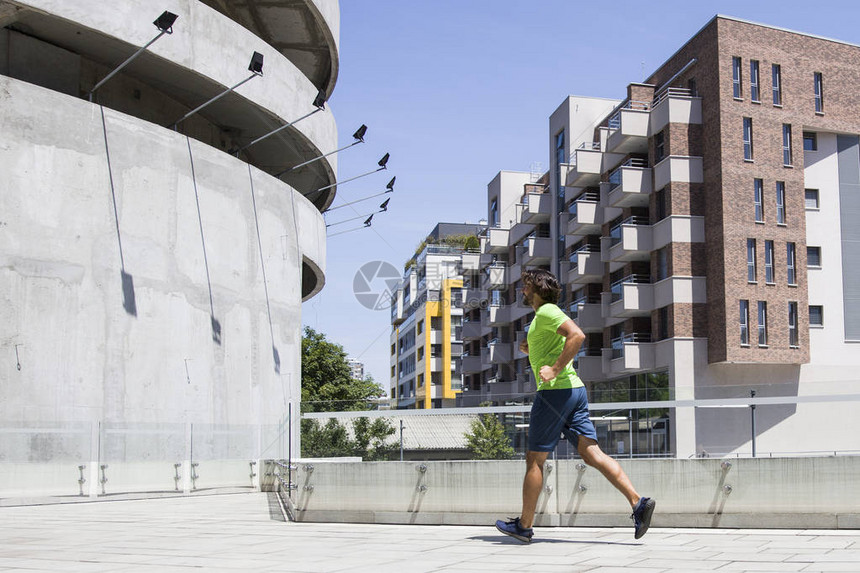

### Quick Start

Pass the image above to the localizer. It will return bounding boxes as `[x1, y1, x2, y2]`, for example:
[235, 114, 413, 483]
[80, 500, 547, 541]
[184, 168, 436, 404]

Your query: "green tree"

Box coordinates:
[301, 326, 385, 412]
[300, 327, 395, 460]
[464, 409, 515, 460]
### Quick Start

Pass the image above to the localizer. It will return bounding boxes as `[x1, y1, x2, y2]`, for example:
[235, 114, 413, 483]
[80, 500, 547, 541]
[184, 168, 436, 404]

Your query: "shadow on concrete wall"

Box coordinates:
[101, 105, 137, 317]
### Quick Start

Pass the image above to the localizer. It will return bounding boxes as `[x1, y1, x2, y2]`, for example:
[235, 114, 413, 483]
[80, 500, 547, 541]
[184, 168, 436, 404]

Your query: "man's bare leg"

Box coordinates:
[577, 437, 640, 507]
[519, 450, 549, 528]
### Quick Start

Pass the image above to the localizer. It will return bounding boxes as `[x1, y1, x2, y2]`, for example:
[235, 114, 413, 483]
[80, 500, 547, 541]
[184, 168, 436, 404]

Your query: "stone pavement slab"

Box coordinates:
[0, 492, 857, 572]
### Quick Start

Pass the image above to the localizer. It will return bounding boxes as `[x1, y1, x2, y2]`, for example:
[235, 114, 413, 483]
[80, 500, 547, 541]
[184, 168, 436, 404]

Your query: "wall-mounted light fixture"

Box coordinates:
[88, 11, 178, 101]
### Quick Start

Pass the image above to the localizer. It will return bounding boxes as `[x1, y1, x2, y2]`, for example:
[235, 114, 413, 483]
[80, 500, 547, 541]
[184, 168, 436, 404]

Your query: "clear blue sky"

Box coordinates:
[302, 0, 860, 391]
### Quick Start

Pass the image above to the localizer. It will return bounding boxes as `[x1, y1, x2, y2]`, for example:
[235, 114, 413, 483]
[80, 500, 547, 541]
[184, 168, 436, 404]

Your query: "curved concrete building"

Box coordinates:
[0, 0, 338, 496]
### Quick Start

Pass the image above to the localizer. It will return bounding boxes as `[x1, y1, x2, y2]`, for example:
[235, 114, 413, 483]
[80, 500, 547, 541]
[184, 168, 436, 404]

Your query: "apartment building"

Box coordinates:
[478, 15, 860, 458]
[390, 223, 484, 409]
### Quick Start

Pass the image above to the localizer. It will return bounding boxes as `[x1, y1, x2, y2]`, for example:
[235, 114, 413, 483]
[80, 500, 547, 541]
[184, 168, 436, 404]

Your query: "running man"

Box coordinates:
[495, 269, 655, 542]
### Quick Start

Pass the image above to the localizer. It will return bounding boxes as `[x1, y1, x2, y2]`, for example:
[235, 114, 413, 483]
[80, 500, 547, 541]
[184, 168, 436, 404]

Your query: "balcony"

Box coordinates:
[606, 103, 650, 155]
[567, 191, 601, 237]
[653, 276, 707, 308]
[520, 236, 552, 267]
[488, 341, 513, 364]
[651, 215, 706, 250]
[488, 304, 511, 326]
[484, 227, 510, 254]
[569, 298, 602, 332]
[461, 252, 491, 272]
[606, 275, 654, 318]
[653, 155, 703, 191]
[567, 246, 603, 284]
[508, 261, 522, 285]
[460, 353, 484, 374]
[483, 264, 507, 289]
[519, 192, 551, 225]
[605, 333, 655, 374]
[603, 217, 652, 265]
[606, 159, 652, 208]
[650, 87, 702, 134]
[574, 355, 603, 380]
[509, 302, 533, 323]
[462, 288, 488, 309]
[565, 142, 602, 187]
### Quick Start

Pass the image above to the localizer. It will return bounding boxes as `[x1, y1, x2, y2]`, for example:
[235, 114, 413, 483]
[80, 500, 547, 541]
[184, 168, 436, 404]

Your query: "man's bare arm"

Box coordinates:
[538, 319, 585, 382]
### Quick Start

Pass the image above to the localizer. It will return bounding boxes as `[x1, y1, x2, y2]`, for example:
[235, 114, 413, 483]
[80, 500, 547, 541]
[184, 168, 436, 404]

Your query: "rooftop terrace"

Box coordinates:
[1, 492, 859, 571]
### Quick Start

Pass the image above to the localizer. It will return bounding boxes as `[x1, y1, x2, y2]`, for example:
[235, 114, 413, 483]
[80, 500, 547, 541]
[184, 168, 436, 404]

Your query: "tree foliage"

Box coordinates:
[300, 327, 395, 460]
[464, 409, 515, 460]
[301, 326, 385, 412]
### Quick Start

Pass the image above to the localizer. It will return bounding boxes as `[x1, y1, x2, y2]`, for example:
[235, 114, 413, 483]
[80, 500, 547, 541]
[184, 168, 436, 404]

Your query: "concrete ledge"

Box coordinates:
[276, 457, 860, 530]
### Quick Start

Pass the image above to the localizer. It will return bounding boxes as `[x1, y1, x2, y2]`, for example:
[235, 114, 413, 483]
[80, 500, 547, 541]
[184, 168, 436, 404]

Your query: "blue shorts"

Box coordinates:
[528, 387, 598, 452]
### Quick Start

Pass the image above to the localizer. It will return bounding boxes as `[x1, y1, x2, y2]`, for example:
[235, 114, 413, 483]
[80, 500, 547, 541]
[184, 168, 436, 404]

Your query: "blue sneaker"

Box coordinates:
[495, 517, 533, 543]
[631, 497, 656, 539]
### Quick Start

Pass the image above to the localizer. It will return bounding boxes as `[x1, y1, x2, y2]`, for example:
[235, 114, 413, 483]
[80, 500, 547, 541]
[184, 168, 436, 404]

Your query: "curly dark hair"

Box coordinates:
[521, 269, 560, 304]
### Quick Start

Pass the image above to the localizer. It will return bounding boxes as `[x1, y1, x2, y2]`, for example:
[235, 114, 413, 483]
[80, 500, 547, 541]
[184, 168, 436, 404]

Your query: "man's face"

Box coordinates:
[522, 282, 534, 306]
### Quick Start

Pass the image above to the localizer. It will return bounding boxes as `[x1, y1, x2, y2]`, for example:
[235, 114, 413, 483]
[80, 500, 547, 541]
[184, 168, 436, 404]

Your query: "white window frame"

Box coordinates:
[814, 72, 824, 113]
[747, 239, 757, 283]
[733, 57, 742, 99]
[789, 301, 799, 348]
[740, 300, 750, 346]
[772, 64, 782, 106]
[787, 242, 796, 285]
[782, 124, 793, 166]
[758, 301, 768, 346]
[743, 117, 753, 160]
[750, 60, 760, 102]
[754, 179, 764, 223]
[765, 240, 775, 284]
[776, 181, 786, 225]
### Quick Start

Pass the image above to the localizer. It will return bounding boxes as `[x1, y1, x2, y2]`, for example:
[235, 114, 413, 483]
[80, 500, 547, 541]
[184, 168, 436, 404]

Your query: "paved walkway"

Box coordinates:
[0, 492, 858, 572]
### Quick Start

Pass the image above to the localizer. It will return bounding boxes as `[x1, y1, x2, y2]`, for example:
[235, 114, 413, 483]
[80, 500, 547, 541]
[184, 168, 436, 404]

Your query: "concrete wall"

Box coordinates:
[281, 457, 860, 529]
[0, 75, 322, 464]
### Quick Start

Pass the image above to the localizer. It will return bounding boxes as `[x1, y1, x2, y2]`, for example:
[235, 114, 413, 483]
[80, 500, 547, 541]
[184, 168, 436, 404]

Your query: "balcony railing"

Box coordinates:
[652, 86, 692, 108]
[607, 100, 651, 129]
[609, 216, 649, 246]
[607, 158, 648, 191]
[610, 274, 650, 302]
[611, 332, 652, 359]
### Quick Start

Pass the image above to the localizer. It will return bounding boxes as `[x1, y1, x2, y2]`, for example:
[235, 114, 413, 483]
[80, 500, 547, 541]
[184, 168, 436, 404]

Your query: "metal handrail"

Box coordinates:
[608, 100, 651, 129]
[652, 86, 694, 108]
[611, 274, 651, 289]
[577, 141, 601, 151]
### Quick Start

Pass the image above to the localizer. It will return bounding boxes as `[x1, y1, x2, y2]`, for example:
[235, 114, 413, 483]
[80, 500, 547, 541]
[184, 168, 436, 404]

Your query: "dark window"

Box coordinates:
[803, 132, 818, 151]
[750, 60, 760, 102]
[789, 302, 799, 347]
[814, 72, 824, 113]
[782, 124, 793, 166]
[754, 178, 764, 222]
[654, 130, 665, 163]
[809, 305, 824, 326]
[807, 246, 821, 268]
[758, 301, 768, 346]
[787, 242, 796, 285]
[776, 182, 786, 225]
[747, 239, 757, 282]
[740, 300, 750, 345]
[743, 117, 753, 160]
[772, 64, 782, 105]
[765, 240, 775, 284]
[733, 57, 742, 99]
[659, 307, 669, 341]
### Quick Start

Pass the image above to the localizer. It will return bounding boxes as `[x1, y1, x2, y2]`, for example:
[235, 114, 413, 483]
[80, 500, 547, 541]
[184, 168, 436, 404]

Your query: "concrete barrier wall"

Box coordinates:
[0, 76, 319, 445]
[280, 457, 860, 529]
